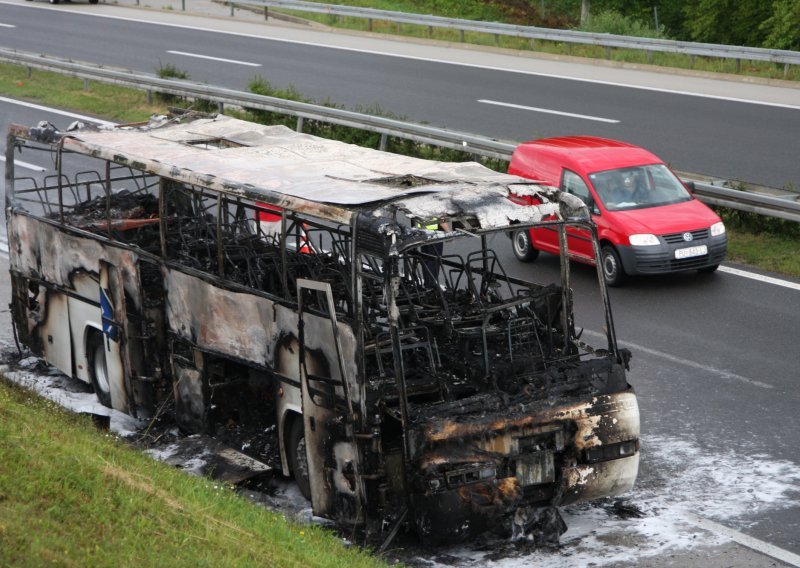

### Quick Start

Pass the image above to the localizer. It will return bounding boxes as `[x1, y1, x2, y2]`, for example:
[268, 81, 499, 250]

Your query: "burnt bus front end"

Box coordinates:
[369, 208, 640, 543]
[407, 388, 639, 541]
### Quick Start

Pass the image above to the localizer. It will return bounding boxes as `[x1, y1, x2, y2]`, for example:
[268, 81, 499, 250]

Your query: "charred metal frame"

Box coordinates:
[5, 115, 639, 545]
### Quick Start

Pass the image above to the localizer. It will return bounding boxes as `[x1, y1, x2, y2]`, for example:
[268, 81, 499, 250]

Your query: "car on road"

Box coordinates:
[508, 136, 727, 286]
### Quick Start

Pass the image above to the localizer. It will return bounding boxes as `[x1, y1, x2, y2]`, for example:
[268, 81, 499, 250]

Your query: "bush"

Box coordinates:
[715, 206, 800, 239]
[577, 9, 664, 38]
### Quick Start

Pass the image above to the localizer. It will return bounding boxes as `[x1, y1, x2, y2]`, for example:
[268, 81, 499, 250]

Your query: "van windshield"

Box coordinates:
[589, 164, 693, 211]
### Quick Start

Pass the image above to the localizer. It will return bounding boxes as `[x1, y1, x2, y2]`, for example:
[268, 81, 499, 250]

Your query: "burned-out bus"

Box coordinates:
[5, 114, 639, 543]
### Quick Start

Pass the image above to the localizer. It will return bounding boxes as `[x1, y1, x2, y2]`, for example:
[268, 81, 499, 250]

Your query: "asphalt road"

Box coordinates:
[0, 0, 799, 189]
[1, 3, 800, 565]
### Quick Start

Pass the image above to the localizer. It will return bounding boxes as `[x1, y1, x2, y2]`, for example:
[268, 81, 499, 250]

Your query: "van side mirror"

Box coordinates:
[684, 181, 695, 194]
[586, 196, 600, 215]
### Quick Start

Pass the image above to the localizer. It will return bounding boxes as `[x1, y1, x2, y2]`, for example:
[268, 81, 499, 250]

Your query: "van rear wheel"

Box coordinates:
[512, 230, 539, 262]
[288, 418, 311, 501]
[601, 245, 626, 287]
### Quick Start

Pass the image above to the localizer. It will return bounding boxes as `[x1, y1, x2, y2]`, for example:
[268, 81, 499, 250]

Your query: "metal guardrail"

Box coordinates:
[1, 47, 798, 222]
[249, 0, 800, 75]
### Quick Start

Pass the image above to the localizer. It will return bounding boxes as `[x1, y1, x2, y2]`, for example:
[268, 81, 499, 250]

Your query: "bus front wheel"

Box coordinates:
[288, 418, 311, 501]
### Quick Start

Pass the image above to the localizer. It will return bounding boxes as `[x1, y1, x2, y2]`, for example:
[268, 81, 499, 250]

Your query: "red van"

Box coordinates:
[508, 136, 727, 286]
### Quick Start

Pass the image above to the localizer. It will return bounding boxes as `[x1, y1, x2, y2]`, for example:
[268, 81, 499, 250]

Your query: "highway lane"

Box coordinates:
[2, 97, 800, 560]
[1, 1, 799, 190]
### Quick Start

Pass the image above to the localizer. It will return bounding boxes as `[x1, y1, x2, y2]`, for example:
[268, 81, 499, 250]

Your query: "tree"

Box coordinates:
[581, 0, 591, 25]
[683, 0, 771, 46]
[760, 0, 800, 50]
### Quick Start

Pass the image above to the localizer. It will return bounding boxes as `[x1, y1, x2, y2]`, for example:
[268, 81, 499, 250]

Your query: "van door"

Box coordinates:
[560, 170, 595, 261]
[297, 279, 365, 525]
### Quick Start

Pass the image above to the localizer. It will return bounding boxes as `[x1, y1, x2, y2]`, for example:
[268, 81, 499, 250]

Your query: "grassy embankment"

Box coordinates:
[275, 0, 799, 82]
[1, 61, 798, 277]
[0, 379, 385, 567]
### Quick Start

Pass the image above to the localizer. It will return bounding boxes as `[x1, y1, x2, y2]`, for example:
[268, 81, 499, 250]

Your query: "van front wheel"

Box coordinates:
[601, 245, 626, 287]
[512, 230, 539, 262]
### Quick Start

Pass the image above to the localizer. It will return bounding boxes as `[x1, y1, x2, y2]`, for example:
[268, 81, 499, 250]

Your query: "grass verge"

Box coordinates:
[0, 378, 385, 567]
[0, 62, 797, 278]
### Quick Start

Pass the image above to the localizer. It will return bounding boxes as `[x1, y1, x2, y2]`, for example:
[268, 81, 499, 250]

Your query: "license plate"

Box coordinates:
[675, 244, 707, 259]
[516, 452, 555, 486]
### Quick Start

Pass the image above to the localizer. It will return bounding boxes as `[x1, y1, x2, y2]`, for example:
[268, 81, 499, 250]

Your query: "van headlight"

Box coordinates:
[710, 222, 726, 236]
[629, 234, 660, 246]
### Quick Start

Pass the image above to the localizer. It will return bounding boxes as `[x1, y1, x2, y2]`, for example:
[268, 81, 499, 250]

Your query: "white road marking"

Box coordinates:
[479, 98, 620, 123]
[684, 512, 800, 568]
[582, 329, 774, 389]
[0, 96, 115, 127]
[167, 50, 261, 67]
[719, 265, 800, 291]
[0, 156, 46, 172]
[0, 22, 16, 28]
[2, 2, 796, 111]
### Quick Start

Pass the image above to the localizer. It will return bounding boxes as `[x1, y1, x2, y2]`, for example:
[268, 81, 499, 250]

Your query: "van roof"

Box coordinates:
[516, 136, 663, 174]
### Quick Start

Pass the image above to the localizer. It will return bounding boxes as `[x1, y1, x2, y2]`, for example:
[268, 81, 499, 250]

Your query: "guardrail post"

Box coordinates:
[368, 18, 372, 32]
[647, 50, 653, 63]
[428, 25, 432, 38]
[264, 7, 268, 20]
[26, 66, 32, 78]
[459, 30, 464, 42]
[604, 46, 611, 59]
[230, 2, 235, 17]
[784, 63, 790, 79]
[218, 102, 225, 114]
[296, 117, 304, 132]
[736, 59, 741, 73]
[529, 38, 536, 51]
[83, 78, 89, 91]
[379, 133, 387, 151]
[494, 33, 499, 45]
[181, 0, 185, 11]
[690, 55, 695, 68]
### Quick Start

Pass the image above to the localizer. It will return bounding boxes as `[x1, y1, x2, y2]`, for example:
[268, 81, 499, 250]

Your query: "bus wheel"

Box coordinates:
[288, 418, 311, 501]
[89, 335, 112, 408]
[512, 230, 539, 262]
[601, 245, 626, 287]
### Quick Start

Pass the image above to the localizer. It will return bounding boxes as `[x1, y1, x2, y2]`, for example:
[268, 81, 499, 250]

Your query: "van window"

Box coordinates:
[562, 169, 594, 210]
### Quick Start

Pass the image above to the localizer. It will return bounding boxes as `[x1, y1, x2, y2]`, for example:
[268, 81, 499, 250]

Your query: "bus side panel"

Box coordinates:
[162, 268, 365, 522]
[8, 214, 145, 414]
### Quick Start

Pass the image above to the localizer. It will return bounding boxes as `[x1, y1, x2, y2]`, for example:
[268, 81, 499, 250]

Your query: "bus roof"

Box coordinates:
[20, 114, 586, 229]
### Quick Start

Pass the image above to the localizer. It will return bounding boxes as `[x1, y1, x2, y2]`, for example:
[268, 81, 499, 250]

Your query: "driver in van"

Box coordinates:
[610, 172, 646, 205]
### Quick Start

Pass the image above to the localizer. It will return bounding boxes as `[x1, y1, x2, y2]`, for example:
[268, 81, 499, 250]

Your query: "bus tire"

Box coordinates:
[288, 417, 311, 501]
[88, 334, 112, 408]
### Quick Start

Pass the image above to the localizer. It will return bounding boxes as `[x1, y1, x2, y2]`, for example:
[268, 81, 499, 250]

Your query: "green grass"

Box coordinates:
[0, 64, 168, 124]
[0, 62, 798, 278]
[726, 230, 800, 275]
[0, 379, 385, 568]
